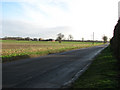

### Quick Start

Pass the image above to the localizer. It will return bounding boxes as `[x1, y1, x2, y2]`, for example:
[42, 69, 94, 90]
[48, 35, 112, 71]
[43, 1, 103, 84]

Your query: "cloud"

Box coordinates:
[2, 20, 70, 39]
[19, 0, 71, 28]
[2, 0, 119, 40]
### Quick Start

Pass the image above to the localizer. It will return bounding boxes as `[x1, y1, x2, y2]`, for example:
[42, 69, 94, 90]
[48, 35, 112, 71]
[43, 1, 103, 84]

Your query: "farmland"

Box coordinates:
[1, 40, 103, 62]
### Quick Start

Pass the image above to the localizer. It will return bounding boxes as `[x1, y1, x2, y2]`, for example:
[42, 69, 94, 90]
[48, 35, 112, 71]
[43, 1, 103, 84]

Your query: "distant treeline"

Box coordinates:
[1, 37, 55, 41]
[110, 19, 120, 60]
[1, 36, 103, 43]
[62, 40, 103, 43]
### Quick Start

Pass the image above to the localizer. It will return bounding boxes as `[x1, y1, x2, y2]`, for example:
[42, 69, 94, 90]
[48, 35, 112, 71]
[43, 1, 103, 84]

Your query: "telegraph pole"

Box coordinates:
[93, 32, 94, 45]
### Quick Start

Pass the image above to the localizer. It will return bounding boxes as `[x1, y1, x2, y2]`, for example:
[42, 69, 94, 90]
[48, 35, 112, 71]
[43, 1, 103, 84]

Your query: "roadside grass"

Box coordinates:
[1, 40, 103, 62]
[72, 46, 119, 88]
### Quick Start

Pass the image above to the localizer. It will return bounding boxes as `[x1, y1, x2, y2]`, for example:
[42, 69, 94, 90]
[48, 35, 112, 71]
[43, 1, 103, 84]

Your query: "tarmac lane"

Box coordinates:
[2, 44, 108, 88]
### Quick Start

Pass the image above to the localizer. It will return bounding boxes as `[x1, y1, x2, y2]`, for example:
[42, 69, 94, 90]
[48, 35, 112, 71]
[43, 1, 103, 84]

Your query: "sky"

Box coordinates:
[1, 0, 120, 40]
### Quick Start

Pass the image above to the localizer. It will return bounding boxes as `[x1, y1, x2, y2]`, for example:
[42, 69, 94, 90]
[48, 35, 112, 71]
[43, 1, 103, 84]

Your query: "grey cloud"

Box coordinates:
[2, 20, 70, 39]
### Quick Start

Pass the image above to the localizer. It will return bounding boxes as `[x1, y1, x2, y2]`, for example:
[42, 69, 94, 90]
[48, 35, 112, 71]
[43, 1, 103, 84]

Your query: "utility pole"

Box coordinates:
[93, 32, 94, 45]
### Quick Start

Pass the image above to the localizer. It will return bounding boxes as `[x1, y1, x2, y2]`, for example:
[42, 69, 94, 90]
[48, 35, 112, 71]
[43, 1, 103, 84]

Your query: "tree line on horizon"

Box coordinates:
[1, 34, 74, 42]
[1, 33, 107, 43]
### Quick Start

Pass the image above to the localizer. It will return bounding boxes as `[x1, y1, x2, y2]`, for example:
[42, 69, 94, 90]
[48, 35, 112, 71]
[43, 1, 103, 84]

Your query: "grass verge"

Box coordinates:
[72, 46, 119, 88]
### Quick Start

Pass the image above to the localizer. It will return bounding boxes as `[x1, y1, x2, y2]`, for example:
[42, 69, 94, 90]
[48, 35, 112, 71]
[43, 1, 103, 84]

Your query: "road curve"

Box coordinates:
[3, 44, 108, 88]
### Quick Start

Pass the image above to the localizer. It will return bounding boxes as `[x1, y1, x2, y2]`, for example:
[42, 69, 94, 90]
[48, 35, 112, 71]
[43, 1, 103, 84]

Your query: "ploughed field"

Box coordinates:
[1, 40, 103, 62]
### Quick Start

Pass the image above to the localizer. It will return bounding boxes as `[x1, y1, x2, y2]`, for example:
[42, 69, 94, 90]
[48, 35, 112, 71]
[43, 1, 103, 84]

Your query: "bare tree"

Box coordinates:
[102, 36, 108, 43]
[25, 37, 30, 41]
[68, 34, 73, 40]
[56, 33, 64, 43]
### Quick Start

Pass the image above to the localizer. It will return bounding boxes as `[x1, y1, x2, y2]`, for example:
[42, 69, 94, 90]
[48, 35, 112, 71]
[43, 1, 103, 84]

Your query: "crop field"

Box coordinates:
[1, 40, 103, 62]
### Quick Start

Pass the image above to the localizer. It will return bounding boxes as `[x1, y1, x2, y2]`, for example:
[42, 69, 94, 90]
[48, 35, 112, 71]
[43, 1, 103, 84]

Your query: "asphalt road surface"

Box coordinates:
[3, 44, 108, 88]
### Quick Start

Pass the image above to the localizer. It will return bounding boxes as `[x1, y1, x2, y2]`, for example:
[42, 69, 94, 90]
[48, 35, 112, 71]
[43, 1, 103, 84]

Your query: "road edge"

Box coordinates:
[61, 45, 108, 88]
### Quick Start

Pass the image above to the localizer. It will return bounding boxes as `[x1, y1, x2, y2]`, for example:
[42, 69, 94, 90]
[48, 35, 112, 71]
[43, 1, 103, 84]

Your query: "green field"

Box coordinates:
[1, 40, 103, 62]
[72, 46, 119, 88]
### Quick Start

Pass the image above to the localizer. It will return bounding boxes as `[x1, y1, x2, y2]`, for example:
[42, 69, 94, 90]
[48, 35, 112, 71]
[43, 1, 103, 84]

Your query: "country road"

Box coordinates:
[2, 44, 108, 88]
